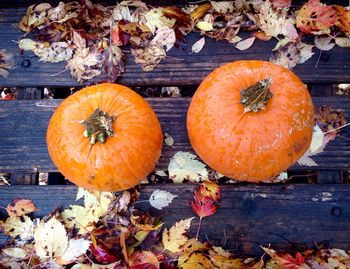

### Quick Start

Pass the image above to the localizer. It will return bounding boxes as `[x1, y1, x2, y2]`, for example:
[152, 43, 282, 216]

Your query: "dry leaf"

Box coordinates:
[191, 37, 206, 53]
[258, 1, 287, 37]
[178, 252, 214, 269]
[210, 246, 232, 258]
[210, 255, 246, 269]
[296, 0, 337, 34]
[191, 3, 212, 22]
[18, 3, 51, 32]
[162, 217, 194, 254]
[145, 8, 176, 34]
[262, 246, 308, 269]
[168, 152, 209, 183]
[1, 216, 34, 241]
[298, 42, 315, 63]
[34, 217, 68, 260]
[210, 2, 235, 13]
[270, 0, 292, 8]
[196, 14, 214, 32]
[191, 191, 218, 219]
[314, 36, 335, 51]
[103, 44, 125, 82]
[131, 44, 166, 71]
[0, 49, 15, 78]
[149, 189, 177, 210]
[61, 205, 98, 234]
[199, 181, 221, 202]
[47, 1, 81, 23]
[235, 37, 255, 50]
[164, 133, 174, 146]
[150, 27, 176, 52]
[335, 37, 350, 47]
[58, 238, 91, 265]
[2, 248, 27, 259]
[128, 251, 160, 269]
[270, 42, 300, 69]
[6, 199, 38, 218]
[334, 5, 350, 35]
[253, 31, 272, 41]
[161, 86, 181, 97]
[281, 21, 299, 40]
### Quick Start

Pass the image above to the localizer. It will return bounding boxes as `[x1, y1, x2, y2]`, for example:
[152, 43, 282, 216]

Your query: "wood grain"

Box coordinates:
[0, 97, 349, 174]
[0, 184, 349, 255]
[1, 7, 350, 87]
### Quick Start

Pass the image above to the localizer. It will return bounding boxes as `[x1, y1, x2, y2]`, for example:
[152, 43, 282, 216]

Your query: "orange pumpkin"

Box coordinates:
[47, 83, 162, 191]
[187, 61, 314, 182]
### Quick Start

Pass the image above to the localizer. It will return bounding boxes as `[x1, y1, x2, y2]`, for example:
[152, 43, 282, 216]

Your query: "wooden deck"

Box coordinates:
[0, 0, 350, 256]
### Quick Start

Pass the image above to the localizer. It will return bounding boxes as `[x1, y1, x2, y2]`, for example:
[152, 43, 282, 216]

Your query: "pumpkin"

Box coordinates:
[187, 60, 314, 182]
[47, 83, 163, 191]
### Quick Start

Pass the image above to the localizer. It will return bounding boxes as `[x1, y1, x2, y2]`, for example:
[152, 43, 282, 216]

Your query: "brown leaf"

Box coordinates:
[191, 3, 212, 23]
[131, 44, 166, 71]
[334, 5, 350, 35]
[270, 42, 300, 69]
[103, 45, 125, 82]
[258, 1, 287, 37]
[18, 3, 52, 32]
[6, 199, 38, 217]
[0, 49, 15, 78]
[47, 1, 81, 23]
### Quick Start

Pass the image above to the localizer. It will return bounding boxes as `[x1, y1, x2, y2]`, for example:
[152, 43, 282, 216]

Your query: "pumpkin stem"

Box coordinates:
[82, 109, 115, 144]
[240, 78, 273, 113]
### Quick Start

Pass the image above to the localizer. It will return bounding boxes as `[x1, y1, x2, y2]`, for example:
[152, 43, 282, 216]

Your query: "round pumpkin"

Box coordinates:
[47, 83, 162, 191]
[187, 60, 314, 182]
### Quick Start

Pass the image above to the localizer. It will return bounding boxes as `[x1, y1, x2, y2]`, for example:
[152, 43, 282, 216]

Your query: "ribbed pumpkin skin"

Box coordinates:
[47, 83, 162, 191]
[187, 61, 314, 182]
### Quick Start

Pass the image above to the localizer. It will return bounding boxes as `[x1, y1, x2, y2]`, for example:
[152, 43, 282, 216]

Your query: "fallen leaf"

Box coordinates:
[298, 42, 315, 63]
[210, 246, 232, 258]
[58, 238, 91, 265]
[270, 42, 300, 69]
[18, 3, 52, 32]
[149, 189, 177, 210]
[161, 86, 181, 97]
[103, 44, 125, 82]
[155, 170, 167, 177]
[1, 215, 34, 241]
[253, 31, 272, 41]
[262, 246, 307, 269]
[145, 8, 176, 34]
[210, 255, 246, 269]
[199, 181, 221, 202]
[131, 44, 166, 71]
[47, 1, 81, 23]
[168, 152, 209, 183]
[335, 37, 350, 47]
[314, 36, 335, 51]
[61, 205, 98, 234]
[235, 37, 255, 50]
[270, 0, 292, 8]
[130, 214, 163, 231]
[0, 49, 15, 78]
[182, 238, 207, 254]
[34, 217, 68, 260]
[191, 37, 206, 53]
[281, 21, 299, 40]
[2, 247, 27, 259]
[334, 5, 350, 35]
[162, 217, 194, 254]
[196, 21, 214, 32]
[164, 133, 174, 146]
[191, 3, 212, 22]
[310, 124, 324, 153]
[178, 252, 214, 269]
[296, 0, 337, 34]
[210, 1, 235, 13]
[258, 1, 287, 37]
[150, 27, 176, 52]
[128, 251, 159, 269]
[6, 199, 38, 217]
[191, 191, 218, 219]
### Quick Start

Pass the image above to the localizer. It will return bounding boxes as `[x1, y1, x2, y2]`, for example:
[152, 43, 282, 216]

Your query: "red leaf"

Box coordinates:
[191, 191, 218, 219]
[128, 251, 159, 269]
[89, 243, 118, 264]
[296, 0, 337, 34]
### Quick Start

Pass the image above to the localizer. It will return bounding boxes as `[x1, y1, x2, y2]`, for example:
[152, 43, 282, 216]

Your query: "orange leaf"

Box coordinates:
[334, 5, 350, 35]
[262, 247, 306, 269]
[6, 199, 38, 217]
[191, 190, 218, 219]
[296, 0, 337, 34]
[128, 251, 159, 269]
[199, 181, 221, 202]
[253, 31, 272, 41]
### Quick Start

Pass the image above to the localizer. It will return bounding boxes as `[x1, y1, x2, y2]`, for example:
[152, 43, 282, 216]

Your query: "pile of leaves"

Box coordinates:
[17, 0, 350, 83]
[1, 182, 350, 268]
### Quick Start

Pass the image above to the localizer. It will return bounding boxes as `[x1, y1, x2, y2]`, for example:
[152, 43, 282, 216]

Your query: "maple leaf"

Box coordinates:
[199, 181, 221, 202]
[162, 217, 194, 254]
[1, 215, 34, 242]
[334, 6, 350, 35]
[270, 41, 301, 69]
[0, 49, 15, 78]
[235, 37, 256, 50]
[61, 205, 98, 234]
[210, 255, 246, 269]
[192, 37, 206, 54]
[168, 152, 208, 183]
[57, 238, 91, 265]
[149, 189, 177, 210]
[298, 42, 315, 64]
[6, 199, 38, 217]
[182, 238, 207, 254]
[47, 1, 81, 23]
[131, 44, 166, 71]
[258, 1, 287, 38]
[191, 191, 218, 219]
[34, 217, 68, 260]
[150, 27, 176, 52]
[144, 8, 176, 34]
[178, 252, 214, 269]
[314, 36, 335, 51]
[262, 246, 307, 269]
[128, 250, 159, 269]
[130, 214, 164, 231]
[18, 3, 52, 32]
[103, 44, 125, 82]
[296, 0, 337, 34]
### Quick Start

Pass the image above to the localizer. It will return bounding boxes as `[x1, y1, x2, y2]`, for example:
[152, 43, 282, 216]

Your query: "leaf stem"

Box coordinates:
[315, 50, 322, 69]
[323, 122, 350, 134]
[195, 217, 203, 240]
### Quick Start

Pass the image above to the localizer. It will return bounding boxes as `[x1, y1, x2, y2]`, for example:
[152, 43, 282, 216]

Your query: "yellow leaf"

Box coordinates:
[182, 238, 207, 254]
[162, 217, 194, 254]
[61, 205, 98, 235]
[6, 199, 38, 217]
[1, 216, 34, 241]
[178, 252, 214, 269]
[34, 217, 68, 260]
[196, 21, 213, 32]
[209, 246, 231, 258]
[144, 8, 175, 34]
[2, 247, 27, 259]
[210, 255, 246, 269]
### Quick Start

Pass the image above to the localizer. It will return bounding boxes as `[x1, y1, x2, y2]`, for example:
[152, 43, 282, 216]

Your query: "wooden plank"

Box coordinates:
[0, 97, 349, 174]
[317, 171, 343, 184]
[0, 184, 350, 255]
[1, 9, 350, 87]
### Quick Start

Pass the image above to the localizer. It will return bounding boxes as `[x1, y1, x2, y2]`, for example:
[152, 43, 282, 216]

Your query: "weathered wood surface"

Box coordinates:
[1, 8, 350, 87]
[0, 184, 350, 255]
[0, 97, 349, 173]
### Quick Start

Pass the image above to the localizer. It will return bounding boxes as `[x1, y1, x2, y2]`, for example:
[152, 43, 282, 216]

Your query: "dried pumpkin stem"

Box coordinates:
[240, 78, 273, 113]
[82, 108, 115, 144]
